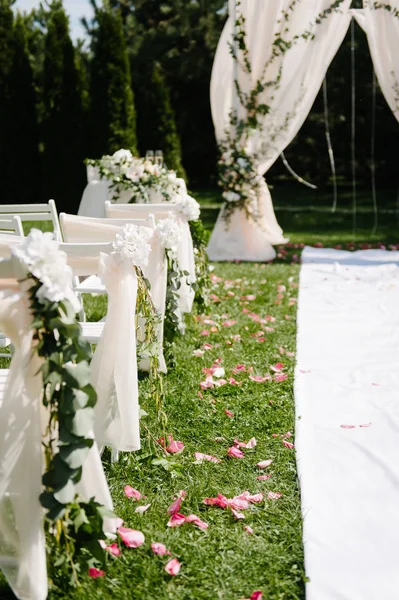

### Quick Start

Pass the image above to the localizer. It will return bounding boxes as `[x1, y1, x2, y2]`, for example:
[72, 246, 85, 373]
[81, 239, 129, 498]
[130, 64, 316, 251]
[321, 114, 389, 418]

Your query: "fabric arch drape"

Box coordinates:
[208, 0, 352, 261]
[352, 1, 399, 124]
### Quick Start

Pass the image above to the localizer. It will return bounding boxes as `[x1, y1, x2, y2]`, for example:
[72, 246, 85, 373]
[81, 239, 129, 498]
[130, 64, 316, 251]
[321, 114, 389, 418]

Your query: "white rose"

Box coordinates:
[113, 149, 133, 163]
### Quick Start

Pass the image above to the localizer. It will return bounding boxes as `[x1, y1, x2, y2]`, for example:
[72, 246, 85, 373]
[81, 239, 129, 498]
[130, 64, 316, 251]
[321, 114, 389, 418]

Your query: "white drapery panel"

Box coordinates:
[208, 0, 352, 261]
[90, 254, 140, 452]
[105, 203, 196, 314]
[60, 214, 167, 373]
[0, 288, 47, 600]
[352, 2, 399, 124]
[0, 266, 115, 600]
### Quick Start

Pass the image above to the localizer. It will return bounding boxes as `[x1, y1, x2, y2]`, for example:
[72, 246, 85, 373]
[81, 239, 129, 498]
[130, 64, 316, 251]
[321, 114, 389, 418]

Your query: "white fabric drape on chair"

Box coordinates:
[105, 203, 196, 314]
[0, 288, 48, 600]
[0, 263, 115, 600]
[208, 0, 352, 261]
[90, 254, 141, 451]
[352, 1, 399, 124]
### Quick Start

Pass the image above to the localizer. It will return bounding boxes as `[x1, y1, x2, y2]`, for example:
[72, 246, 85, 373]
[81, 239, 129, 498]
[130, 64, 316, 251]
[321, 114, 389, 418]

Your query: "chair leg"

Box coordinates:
[111, 448, 120, 463]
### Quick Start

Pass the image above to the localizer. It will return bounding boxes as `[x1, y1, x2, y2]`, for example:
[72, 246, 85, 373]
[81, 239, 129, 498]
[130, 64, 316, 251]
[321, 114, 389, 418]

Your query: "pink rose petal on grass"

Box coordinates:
[224, 409, 234, 418]
[99, 540, 121, 557]
[246, 437, 257, 449]
[257, 459, 273, 469]
[203, 343, 212, 350]
[124, 486, 142, 500]
[88, 567, 105, 578]
[257, 474, 271, 481]
[249, 375, 271, 383]
[270, 362, 284, 373]
[282, 440, 295, 449]
[274, 373, 288, 383]
[135, 503, 151, 514]
[244, 525, 254, 535]
[167, 490, 186, 515]
[118, 528, 145, 548]
[165, 558, 181, 576]
[158, 435, 185, 454]
[167, 513, 187, 528]
[267, 492, 282, 501]
[231, 508, 245, 520]
[228, 446, 244, 458]
[185, 514, 209, 530]
[194, 452, 220, 464]
[203, 494, 228, 508]
[251, 592, 263, 600]
[222, 320, 237, 327]
[200, 330, 210, 336]
[151, 542, 171, 556]
[193, 349, 205, 357]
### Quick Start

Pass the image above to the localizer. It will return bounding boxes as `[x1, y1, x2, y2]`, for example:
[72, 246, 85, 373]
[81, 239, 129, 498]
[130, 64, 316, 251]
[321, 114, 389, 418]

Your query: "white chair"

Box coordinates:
[0, 216, 24, 237]
[59, 214, 167, 373]
[0, 253, 115, 600]
[59, 213, 156, 295]
[0, 199, 61, 240]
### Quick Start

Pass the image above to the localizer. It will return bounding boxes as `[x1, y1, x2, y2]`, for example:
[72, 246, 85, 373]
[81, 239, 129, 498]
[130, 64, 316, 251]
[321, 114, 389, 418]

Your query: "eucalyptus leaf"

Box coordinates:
[60, 443, 91, 470]
[63, 361, 91, 389]
[71, 408, 94, 437]
[53, 479, 76, 504]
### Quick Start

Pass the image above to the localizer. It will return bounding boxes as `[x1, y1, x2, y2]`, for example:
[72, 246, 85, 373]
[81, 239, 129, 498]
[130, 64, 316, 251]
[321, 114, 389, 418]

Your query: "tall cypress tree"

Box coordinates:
[89, 3, 137, 157]
[7, 14, 41, 203]
[42, 1, 86, 212]
[0, 1, 15, 201]
[136, 63, 186, 178]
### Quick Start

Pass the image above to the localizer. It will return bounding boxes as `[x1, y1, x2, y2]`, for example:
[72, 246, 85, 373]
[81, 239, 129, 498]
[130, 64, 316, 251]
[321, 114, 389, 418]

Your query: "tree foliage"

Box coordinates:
[89, 2, 137, 157]
[135, 63, 186, 177]
[42, 1, 86, 212]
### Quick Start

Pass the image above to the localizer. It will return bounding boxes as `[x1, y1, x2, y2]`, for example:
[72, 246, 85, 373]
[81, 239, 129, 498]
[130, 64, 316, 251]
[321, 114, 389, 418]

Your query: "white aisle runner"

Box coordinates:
[296, 247, 399, 600]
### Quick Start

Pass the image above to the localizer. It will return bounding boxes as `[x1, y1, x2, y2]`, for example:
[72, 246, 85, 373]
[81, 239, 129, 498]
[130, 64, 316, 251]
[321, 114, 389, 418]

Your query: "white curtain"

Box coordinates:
[208, 0, 352, 261]
[353, 1, 399, 124]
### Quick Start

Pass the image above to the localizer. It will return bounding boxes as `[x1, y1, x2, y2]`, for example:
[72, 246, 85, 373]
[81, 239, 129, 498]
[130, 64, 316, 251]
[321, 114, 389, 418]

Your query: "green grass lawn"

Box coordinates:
[1, 187, 398, 599]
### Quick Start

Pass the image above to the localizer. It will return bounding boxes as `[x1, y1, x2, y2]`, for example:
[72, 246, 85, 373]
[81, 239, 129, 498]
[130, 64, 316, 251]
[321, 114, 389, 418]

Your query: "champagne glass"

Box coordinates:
[155, 150, 164, 167]
[145, 150, 154, 162]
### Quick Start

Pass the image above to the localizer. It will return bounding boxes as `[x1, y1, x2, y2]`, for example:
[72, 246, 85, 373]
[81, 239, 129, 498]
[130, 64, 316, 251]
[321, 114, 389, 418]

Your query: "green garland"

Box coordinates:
[25, 276, 113, 585]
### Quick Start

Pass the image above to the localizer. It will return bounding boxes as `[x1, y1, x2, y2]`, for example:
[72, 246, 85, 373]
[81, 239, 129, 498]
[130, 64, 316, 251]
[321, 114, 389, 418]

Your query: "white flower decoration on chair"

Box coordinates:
[112, 224, 152, 266]
[155, 217, 183, 254]
[13, 229, 74, 303]
[175, 195, 201, 222]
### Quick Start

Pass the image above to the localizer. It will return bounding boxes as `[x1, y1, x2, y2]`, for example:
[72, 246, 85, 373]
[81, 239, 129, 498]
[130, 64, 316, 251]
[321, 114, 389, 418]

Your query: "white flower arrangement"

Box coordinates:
[155, 217, 183, 254]
[12, 229, 75, 304]
[112, 224, 152, 267]
[175, 194, 201, 222]
[86, 150, 181, 204]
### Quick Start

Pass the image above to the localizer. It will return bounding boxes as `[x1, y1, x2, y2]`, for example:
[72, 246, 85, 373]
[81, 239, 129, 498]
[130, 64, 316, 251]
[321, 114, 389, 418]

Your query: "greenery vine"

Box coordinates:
[26, 276, 113, 585]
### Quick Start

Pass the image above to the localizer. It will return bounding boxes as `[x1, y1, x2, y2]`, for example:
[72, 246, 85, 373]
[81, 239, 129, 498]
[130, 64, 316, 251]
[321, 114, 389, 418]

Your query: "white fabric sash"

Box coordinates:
[90, 253, 140, 451]
[105, 203, 196, 314]
[0, 288, 47, 600]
